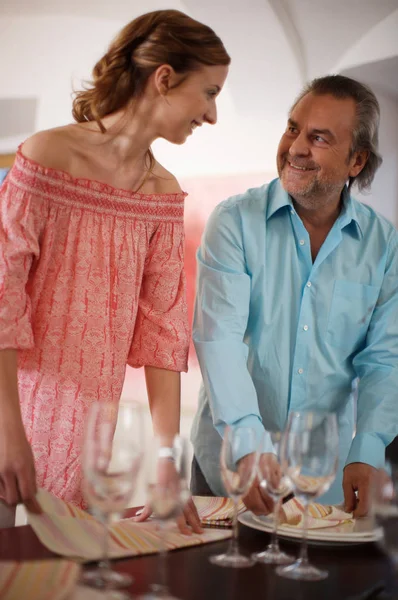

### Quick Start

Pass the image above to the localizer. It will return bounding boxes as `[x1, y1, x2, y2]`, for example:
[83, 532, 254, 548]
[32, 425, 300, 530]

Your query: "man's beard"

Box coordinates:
[279, 160, 343, 209]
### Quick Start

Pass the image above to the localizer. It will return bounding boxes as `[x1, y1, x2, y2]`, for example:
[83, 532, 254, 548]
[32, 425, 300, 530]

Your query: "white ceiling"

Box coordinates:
[1, 0, 397, 107]
[2, 0, 397, 73]
[342, 55, 398, 98]
[280, 0, 398, 79]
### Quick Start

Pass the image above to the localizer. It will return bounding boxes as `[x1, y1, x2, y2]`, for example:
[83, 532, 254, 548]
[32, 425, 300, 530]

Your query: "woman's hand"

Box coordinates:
[132, 497, 203, 535]
[132, 457, 203, 534]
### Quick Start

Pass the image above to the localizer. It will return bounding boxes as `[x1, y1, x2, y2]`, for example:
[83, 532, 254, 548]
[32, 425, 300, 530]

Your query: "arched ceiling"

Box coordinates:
[1, 0, 397, 109]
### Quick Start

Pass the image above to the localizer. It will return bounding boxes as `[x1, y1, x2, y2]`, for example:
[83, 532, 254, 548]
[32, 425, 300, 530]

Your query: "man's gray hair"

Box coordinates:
[291, 74, 382, 192]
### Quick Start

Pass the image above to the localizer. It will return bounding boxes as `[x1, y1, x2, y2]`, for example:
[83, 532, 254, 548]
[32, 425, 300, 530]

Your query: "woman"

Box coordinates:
[0, 9, 230, 530]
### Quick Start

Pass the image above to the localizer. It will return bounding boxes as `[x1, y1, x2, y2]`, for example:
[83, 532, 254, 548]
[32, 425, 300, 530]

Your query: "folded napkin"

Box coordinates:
[280, 496, 354, 530]
[193, 494, 354, 532]
[194, 496, 246, 528]
[28, 489, 231, 562]
[0, 560, 80, 600]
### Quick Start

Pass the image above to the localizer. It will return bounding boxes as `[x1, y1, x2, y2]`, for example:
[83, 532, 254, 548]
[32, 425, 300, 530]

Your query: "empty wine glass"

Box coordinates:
[81, 401, 143, 595]
[252, 431, 295, 565]
[139, 434, 191, 600]
[209, 425, 258, 568]
[276, 411, 339, 581]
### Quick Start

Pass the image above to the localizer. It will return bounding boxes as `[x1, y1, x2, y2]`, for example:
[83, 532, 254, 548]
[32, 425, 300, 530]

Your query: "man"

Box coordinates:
[191, 74, 398, 518]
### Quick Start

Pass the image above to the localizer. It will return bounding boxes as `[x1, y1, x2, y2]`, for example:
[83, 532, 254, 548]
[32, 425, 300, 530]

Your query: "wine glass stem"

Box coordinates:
[99, 513, 111, 583]
[270, 498, 282, 552]
[299, 502, 309, 566]
[228, 497, 239, 556]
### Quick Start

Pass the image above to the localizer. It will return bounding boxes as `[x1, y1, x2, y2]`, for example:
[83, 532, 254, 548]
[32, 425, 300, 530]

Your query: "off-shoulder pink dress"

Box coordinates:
[0, 148, 189, 507]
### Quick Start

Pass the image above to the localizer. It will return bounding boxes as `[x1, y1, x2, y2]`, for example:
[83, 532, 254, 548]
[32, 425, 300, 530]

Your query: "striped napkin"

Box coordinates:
[0, 560, 80, 600]
[193, 495, 353, 531]
[28, 489, 231, 562]
[281, 497, 354, 529]
[195, 497, 246, 528]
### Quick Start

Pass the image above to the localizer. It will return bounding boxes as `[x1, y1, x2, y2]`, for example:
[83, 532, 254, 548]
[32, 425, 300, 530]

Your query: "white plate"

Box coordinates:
[238, 511, 383, 546]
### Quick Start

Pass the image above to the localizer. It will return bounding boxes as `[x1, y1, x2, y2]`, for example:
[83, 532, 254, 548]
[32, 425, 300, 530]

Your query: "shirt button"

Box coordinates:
[291, 209, 295, 215]
[299, 240, 305, 246]
[303, 325, 309, 331]
[306, 282, 312, 288]
[298, 368, 304, 374]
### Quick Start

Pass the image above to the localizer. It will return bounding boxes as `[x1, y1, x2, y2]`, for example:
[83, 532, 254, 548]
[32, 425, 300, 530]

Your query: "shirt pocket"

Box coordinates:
[326, 280, 380, 354]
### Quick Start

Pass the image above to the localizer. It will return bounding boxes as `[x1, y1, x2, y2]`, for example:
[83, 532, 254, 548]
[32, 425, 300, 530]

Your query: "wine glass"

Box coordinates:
[139, 434, 191, 600]
[276, 411, 339, 581]
[252, 431, 295, 565]
[81, 401, 143, 596]
[209, 425, 258, 568]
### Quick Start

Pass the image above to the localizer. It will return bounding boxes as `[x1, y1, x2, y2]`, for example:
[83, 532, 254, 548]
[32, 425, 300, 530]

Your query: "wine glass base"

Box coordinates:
[252, 546, 295, 565]
[276, 560, 329, 581]
[81, 567, 133, 590]
[209, 552, 255, 568]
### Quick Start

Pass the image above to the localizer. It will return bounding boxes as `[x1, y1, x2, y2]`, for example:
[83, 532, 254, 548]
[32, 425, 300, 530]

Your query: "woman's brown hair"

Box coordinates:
[72, 9, 230, 131]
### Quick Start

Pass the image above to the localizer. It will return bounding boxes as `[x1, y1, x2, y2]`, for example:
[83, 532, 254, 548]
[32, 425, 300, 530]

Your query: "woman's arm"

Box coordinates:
[0, 349, 41, 513]
[144, 366, 180, 442]
[133, 366, 202, 534]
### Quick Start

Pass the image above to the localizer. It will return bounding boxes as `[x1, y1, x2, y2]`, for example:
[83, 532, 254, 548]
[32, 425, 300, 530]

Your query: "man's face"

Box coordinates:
[277, 92, 365, 211]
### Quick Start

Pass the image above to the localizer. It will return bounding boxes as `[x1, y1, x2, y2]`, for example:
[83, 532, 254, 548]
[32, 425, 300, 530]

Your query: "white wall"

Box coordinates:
[353, 90, 398, 227]
[0, 12, 297, 178]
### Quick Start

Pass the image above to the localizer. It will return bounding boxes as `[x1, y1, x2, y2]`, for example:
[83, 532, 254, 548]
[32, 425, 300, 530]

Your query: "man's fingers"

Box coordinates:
[270, 464, 282, 490]
[244, 483, 273, 515]
[353, 483, 370, 518]
[258, 486, 274, 514]
[343, 478, 356, 513]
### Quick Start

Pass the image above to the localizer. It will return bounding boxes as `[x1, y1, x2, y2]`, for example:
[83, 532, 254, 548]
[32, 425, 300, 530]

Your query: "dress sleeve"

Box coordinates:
[128, 221, 189, 372]
[0, 170, 44, 350]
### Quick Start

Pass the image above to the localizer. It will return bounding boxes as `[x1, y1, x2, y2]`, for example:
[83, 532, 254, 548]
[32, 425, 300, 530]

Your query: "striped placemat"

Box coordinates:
[28, 490, 232, 562]
[0, 560, 80, 600]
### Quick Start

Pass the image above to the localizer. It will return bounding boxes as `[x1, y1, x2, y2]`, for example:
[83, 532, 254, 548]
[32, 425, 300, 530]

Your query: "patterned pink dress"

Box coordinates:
[0, 148, 189, 507]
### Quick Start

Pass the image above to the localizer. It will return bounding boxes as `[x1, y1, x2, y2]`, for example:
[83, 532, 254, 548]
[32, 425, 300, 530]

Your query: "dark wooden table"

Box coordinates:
[1, 519, 397, 600]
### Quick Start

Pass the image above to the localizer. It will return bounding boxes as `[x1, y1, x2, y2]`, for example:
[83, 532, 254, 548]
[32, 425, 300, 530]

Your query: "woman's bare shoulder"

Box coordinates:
[149, 161, 183, 194]
[21, 127, 75, 170]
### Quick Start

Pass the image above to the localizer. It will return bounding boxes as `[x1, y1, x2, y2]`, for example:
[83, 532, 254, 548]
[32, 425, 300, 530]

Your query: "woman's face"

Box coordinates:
[155, 64, 229, 145]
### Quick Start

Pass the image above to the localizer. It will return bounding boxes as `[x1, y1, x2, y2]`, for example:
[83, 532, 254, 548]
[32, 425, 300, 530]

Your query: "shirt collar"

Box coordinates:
[266, 179, 293, 220]
[337, 186, 363, 239]
[267, 179, 363, 238]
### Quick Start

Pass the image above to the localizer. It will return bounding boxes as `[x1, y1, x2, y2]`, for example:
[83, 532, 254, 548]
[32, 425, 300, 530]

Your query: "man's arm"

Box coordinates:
[193, 199, 274, 513]
[344, 233, 398, 517]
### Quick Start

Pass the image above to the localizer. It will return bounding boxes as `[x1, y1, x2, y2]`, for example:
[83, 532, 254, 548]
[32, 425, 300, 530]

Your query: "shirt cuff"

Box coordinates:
[345, 432, 386, 469]
[227, 415, 275, 464]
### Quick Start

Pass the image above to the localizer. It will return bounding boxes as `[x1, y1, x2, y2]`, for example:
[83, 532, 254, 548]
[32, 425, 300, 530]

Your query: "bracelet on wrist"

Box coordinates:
[158, 447, 175, 461]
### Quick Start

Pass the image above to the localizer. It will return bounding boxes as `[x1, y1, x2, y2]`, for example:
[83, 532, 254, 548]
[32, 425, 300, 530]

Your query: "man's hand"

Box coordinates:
[343, 462, 378, 517]
[241, 453, 279, 516]
[0, 425, 41, 514]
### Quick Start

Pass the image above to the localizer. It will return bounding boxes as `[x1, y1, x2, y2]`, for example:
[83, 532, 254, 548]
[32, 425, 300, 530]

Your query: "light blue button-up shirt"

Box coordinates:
[191, 179, 398, 504]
